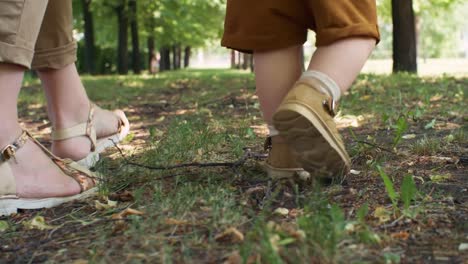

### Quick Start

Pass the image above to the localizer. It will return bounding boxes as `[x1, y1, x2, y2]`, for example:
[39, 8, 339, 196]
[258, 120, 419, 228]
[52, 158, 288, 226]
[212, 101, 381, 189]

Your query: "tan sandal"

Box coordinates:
[0, 131, 99, 216]
[51, 103, 130, 168]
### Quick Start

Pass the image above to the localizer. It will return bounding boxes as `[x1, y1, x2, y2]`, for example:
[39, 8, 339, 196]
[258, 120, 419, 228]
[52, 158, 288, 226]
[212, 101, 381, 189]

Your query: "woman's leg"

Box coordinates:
[38, 64, 121, 160]
[0, 64, 80, 198]
[32, 0, 123, 161]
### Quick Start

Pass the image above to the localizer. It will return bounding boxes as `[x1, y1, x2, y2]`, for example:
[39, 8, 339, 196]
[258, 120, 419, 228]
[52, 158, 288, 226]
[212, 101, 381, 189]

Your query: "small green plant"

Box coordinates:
[411, 136, 442, 155]
[377, 166, 419, 217]
[392, 116, 409, 147]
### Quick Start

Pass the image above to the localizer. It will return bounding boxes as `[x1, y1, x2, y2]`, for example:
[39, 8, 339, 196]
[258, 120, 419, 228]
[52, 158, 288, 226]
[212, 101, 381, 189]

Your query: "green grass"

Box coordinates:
[1, 69, 467, 263]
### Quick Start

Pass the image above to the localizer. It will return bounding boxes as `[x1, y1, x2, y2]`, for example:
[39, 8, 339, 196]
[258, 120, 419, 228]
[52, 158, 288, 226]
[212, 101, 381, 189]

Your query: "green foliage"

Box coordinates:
[401, 175, 417, 211]
[392, 116, 409, 147]
[411, 136, 442, 155]
[377, 166, 419, 217]
[377, 166, 399, 209]
[375, 0, 467, 59]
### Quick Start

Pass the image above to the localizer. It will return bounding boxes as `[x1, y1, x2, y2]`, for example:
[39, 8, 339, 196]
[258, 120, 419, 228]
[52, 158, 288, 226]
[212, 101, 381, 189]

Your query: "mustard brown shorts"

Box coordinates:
[221, 0, 380, 53]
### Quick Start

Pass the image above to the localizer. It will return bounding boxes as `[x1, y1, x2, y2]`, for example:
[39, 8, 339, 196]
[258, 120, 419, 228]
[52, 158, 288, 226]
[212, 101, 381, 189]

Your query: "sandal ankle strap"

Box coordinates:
[0, 131, 29, 163]
[51, 104, 97, 151]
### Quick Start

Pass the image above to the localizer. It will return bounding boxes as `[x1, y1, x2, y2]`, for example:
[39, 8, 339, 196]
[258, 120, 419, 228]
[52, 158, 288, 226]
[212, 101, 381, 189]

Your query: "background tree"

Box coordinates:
[129, 0, 141, 74]
[391, 0, 417, 72]
[79, 0, 96, 74]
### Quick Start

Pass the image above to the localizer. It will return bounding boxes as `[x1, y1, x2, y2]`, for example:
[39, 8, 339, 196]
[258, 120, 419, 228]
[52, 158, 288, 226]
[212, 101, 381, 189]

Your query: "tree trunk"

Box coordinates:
[81, 0, 96, 74]
[148, 36, 157, 74]
[392, 0, 417, 73]
[242, 53, 249, 70]
[184, 46, 191, 68]
[172, 45, 182, 70]
[249, 54, 254, 72]
[230, 50, 236, 69]
[116, 1, 129, 75]
[237, 51, 242, 69]
[176, 45, 182, 69]
[129, 0, 141, 74]
[160, 46, 170, 72]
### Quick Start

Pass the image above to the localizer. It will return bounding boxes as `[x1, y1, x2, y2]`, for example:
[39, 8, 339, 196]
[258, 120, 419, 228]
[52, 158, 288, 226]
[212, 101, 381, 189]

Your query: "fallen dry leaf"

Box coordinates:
[23, 216, 55, 230]
[391, 231, 410, 240]
[215, 227, 244, 243]
[72, 260, 89, 264]
[459, 243, 468, 251]
[288, 208, 303, 218]
[165, 218, 191, 226]
[109, 190, 135, 202]
[95, 198, 118, 211]
[223, 251, 241, 264]
[245, 186, 265, 195]
[402, 134, 416, 139]
[373, 206, 392, 224]
[111, 208, 145, 220]
[274, 207, 289, 216]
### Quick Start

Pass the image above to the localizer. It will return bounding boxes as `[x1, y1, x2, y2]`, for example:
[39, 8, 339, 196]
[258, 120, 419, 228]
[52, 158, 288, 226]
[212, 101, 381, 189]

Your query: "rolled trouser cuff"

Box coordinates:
[31, 41, 77, 70]
[0, 41, 34, 69]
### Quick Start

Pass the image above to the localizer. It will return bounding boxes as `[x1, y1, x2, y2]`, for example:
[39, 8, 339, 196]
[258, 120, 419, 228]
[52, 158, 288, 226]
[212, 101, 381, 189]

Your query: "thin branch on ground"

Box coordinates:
[355, 140, 395, 154]
[113, 140, 267, 171]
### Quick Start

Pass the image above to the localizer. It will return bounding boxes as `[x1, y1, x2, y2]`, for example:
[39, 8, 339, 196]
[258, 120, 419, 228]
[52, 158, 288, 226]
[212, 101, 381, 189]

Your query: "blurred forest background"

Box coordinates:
[72, 0, 468, 75]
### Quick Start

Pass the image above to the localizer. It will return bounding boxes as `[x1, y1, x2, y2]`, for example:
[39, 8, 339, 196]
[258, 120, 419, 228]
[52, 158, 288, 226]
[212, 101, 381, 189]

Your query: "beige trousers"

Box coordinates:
[0, 0, 76, 69]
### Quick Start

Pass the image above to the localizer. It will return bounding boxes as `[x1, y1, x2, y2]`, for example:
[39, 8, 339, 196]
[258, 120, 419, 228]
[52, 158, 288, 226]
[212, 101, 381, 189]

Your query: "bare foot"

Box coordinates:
[4, 135, 81, 198]
[51, 105, 121, 161]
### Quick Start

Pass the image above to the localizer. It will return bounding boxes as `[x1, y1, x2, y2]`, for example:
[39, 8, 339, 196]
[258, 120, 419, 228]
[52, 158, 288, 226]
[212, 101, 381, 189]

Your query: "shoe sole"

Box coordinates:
[77, 109, 131, 168]
[262, 162, 311, 180]
[273, 101, 350, 178]
[0, 188, 97, 216]
[77, 134, 121, 168]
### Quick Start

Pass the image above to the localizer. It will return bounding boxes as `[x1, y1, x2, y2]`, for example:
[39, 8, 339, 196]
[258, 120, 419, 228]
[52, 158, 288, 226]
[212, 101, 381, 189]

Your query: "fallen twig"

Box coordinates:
[113, 140, 267, 171]
[355, 140, 395, 154]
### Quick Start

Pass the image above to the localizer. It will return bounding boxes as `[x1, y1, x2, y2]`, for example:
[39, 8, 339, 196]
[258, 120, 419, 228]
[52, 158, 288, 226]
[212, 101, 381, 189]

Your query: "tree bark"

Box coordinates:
[148, 36, 157, 74]
[184, 46, 191, 68]
[172, 45, 182, 70]
[392, 0, 417, 73]
[172, 45, 177, 70]
[230, 50, 236, 69]
[81, 0, 96, 74]
[176, 45, 182, 69]
[116, 1, 129, 74]
[242, 53, 249, 70]
[129, 0, 141, 74]
[160, 47, 170, 72]
[237, 51, 241, 69]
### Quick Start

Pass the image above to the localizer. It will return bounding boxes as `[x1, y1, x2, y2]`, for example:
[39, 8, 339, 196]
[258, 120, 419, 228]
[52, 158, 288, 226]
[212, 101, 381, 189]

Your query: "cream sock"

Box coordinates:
[300, 70, 342, 101]
[268, 125, 280, 137]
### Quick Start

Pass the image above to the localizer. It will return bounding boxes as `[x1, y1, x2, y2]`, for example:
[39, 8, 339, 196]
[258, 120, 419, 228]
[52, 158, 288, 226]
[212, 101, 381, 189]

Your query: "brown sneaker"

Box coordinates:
[272, 79, 351, 178]
[262, 136, 310, 180]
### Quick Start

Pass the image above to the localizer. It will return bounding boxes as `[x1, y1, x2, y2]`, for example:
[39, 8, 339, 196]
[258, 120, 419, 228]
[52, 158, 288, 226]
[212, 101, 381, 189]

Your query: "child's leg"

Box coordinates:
[253, 46, 306, 178]
[254, 45, 303, 125]
[307, 38, 376, 95]
[255, 38, 375, 126]
[271, 38, 376, 177]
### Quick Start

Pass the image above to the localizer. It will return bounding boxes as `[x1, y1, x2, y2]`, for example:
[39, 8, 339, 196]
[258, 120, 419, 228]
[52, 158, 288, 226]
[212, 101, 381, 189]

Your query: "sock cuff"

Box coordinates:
[268, 125, 280, 137]
[300, 70, 341, 101]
